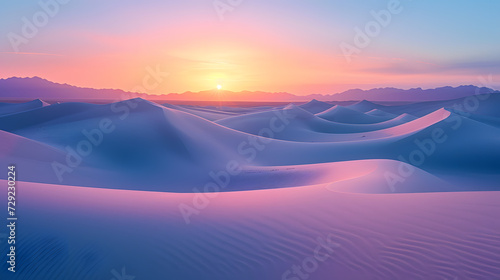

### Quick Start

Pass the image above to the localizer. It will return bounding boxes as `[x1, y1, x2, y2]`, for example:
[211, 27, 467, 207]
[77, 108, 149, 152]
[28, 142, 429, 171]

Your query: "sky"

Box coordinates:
[1, 0, 499, 95]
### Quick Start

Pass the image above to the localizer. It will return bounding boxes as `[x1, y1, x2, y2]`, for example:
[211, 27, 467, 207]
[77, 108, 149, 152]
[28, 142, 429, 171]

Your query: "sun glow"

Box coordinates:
[217, 84, 222, 90]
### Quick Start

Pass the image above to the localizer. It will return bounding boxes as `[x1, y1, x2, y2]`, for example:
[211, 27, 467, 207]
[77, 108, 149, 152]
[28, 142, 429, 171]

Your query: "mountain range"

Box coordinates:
[0, 76, 497, 102]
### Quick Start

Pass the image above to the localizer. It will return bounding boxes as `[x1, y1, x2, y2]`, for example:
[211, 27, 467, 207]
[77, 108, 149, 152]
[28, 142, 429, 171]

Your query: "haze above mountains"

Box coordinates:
[0, 77, 497, 102]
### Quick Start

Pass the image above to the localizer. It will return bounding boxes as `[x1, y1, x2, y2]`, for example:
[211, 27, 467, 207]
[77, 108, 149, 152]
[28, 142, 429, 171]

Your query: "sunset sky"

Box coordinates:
[1, 0, 499, 95]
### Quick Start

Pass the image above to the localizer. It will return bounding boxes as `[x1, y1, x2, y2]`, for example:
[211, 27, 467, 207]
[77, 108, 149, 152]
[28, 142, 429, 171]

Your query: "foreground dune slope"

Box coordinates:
[0, 180, 498, 280]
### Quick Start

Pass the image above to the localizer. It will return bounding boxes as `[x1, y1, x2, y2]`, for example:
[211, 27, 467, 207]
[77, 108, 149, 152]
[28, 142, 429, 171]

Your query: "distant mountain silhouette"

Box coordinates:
[0, 77, 497, 102]
[0, 77, 147, 100]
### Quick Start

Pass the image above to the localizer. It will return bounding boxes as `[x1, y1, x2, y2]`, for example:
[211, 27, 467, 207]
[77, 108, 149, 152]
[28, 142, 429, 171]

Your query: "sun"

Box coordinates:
[217, 84, 222, 90]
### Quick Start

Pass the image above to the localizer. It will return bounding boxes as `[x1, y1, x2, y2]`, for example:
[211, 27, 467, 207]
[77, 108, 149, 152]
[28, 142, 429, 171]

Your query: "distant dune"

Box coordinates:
[298, 99, 334, 113]
[316, 105, 394, 124]
[0, 98, 48, 116]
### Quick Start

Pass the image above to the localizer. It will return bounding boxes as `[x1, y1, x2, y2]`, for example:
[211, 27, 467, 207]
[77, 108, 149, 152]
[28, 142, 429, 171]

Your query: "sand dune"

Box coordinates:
[1, 96, 499, 279]
[1, 99, 268, 190]
[1, 98, 499, 192]
[365, 108, 398, 118]
[162, 103, 238, 121]
[216, 104, 419, 141]
[345, 99, 382, 112]
[298, 99, 333, 114]
[1, 180, 498, 280]
[348, 93, 500, 118]
[317, 105, 394, 124]
[0, 99, 48, 116]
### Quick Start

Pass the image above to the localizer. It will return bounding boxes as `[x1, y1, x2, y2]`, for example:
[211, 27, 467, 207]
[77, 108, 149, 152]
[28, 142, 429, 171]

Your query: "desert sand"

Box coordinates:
[0, 94, 499, 279]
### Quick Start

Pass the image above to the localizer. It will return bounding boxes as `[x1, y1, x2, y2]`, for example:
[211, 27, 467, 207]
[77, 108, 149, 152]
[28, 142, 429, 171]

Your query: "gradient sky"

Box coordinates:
[1, 0, 499, 95]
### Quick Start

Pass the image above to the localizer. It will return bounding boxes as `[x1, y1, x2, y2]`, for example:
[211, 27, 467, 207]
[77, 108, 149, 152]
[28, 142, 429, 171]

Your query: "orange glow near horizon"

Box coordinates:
[1, 46, 494, 96]
[1, 2, 498, 96]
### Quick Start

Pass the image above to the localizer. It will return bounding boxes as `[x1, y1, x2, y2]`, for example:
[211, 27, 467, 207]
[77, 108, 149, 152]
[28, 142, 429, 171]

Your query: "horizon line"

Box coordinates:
[1, 76, 498, 98]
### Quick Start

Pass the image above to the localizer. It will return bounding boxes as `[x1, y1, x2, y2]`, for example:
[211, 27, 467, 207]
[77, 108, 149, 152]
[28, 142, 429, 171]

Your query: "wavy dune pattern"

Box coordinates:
[0, 95, 499, 279]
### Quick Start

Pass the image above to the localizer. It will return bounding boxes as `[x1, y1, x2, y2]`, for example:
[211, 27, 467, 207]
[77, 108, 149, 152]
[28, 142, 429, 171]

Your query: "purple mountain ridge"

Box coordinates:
[0, 77, 497, 102]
